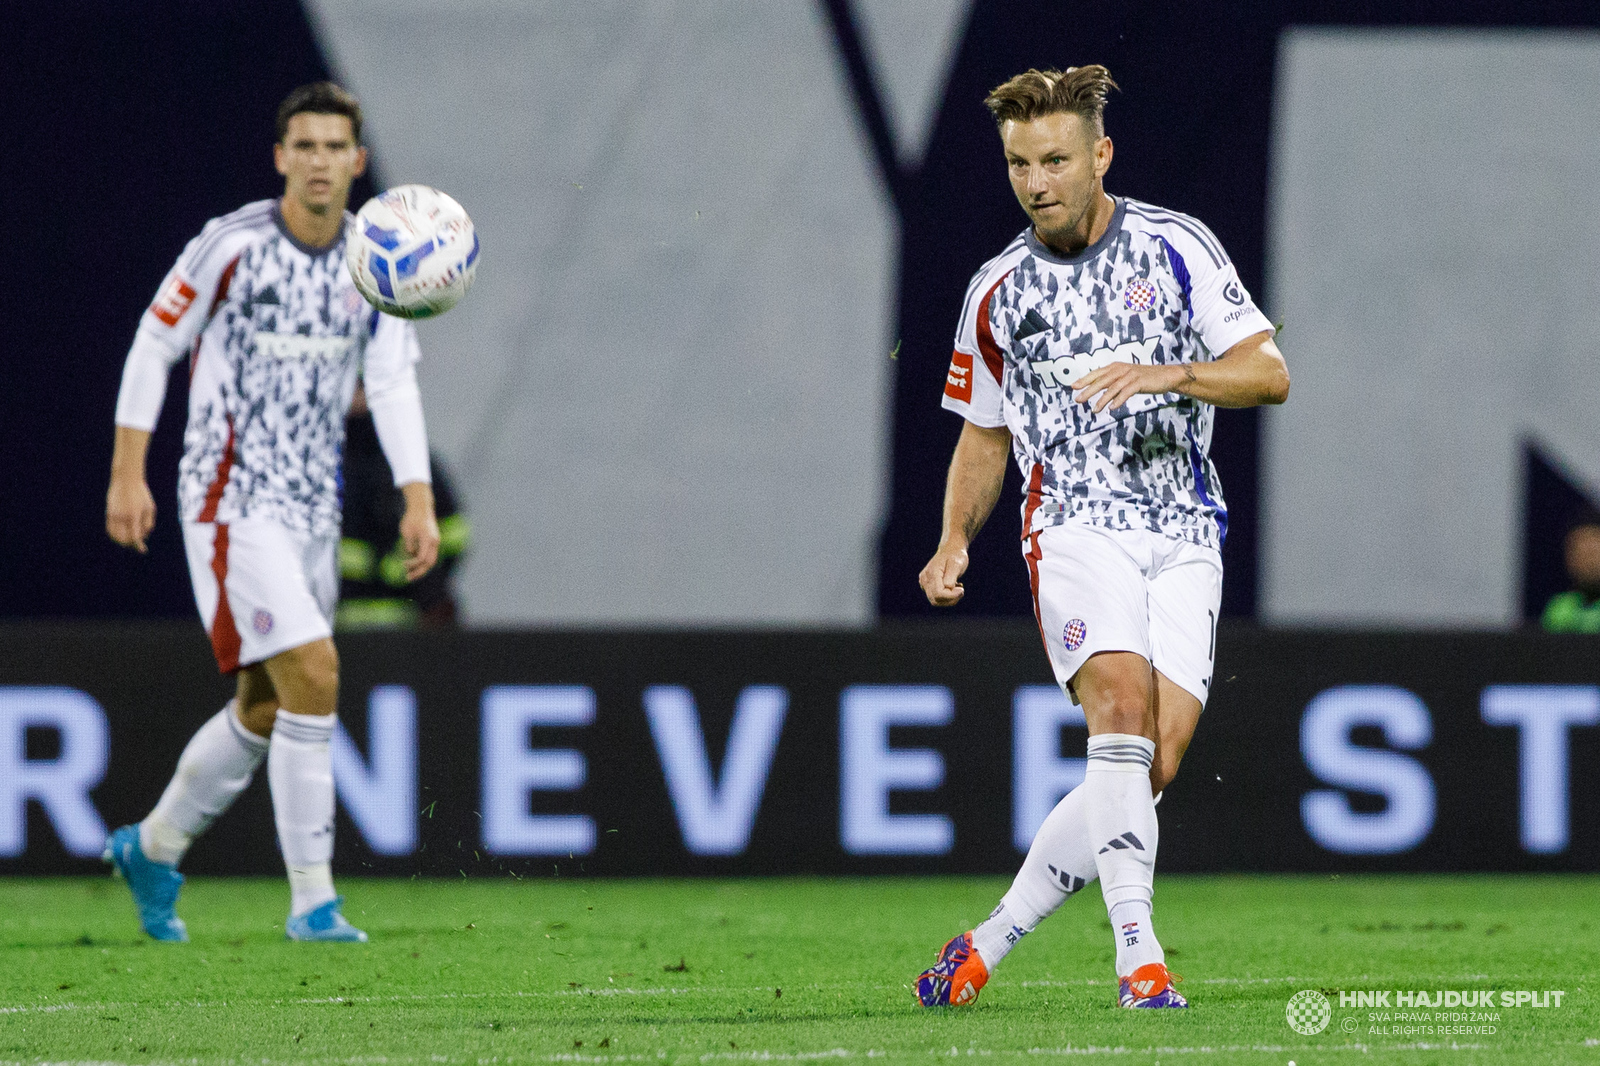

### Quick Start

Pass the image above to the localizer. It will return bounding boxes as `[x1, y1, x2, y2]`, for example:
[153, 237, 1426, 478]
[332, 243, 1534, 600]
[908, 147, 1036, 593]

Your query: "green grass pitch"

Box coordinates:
[1, 875, 1596, 1064]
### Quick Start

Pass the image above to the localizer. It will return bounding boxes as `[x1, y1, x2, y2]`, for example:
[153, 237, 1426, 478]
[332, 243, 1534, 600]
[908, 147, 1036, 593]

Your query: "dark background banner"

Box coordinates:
[8, 3, 1600, 626]
[3, 624, 1598, 877]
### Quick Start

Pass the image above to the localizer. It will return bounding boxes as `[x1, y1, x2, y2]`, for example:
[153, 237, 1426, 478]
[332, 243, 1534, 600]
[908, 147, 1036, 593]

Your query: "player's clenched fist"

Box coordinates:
[920, 544, 970, 606]
[106, 474, 156, 553]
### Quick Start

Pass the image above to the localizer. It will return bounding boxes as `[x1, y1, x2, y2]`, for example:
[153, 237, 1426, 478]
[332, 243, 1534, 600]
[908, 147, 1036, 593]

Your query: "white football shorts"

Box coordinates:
[1024, 521, 1222, 707]
[182, 519, 338, 673]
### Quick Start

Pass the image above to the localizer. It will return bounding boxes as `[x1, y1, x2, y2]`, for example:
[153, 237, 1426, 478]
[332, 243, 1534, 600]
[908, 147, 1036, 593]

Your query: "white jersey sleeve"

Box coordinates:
[362, 312, 432, 486]
[1158, 217, 1274, 358]
[114, 201, 273, 430]
[941, 237, 1027, 428]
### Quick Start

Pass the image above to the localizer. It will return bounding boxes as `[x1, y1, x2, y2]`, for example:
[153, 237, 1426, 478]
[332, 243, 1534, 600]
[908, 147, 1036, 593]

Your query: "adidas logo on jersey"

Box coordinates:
[1030, 337, 1158, 389]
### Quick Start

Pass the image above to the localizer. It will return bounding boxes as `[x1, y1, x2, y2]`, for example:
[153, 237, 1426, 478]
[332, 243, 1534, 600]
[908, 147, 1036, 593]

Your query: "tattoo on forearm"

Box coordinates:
[958, 505, 986, 542]
[1181, 365, 1197, 389]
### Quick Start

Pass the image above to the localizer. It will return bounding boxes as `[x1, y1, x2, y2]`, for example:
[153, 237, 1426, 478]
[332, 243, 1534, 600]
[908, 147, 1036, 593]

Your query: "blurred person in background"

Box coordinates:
[337, 384, 469, 630]
[102, 82, 439, 944]
[1541, 506, 1600, 633]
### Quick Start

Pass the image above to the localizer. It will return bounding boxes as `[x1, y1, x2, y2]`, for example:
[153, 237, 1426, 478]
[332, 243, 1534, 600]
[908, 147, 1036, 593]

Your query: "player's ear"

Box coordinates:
[353, 145, 369, 179]
[273, 141, 288, 177]
[1094, 135, 1113, 179]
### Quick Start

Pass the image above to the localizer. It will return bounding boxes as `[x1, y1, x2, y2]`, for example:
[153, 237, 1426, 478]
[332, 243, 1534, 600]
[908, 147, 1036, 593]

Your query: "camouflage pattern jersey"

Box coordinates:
[116, 199, 424, 539]
[941, 197, 1275, 552]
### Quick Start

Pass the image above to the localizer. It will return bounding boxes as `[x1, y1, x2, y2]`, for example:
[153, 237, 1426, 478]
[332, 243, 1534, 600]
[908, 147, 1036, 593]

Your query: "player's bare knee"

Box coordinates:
[269, 640, 340, 716]
[298, 656, 339, 715]
[234, 665, 279, 736]
[236, 700, 278, 737]
[1084, 688, 1154, 737]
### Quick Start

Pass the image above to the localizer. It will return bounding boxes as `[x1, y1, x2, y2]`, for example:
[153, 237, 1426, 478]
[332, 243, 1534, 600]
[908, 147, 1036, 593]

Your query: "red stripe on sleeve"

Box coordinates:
[974, 273, 1013, 386]
[208, 255, 240, 317]
[190, 254, 240, 381]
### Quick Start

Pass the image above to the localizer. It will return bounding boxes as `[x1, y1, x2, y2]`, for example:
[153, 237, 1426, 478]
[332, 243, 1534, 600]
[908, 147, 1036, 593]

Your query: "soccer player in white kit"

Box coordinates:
[102, 83, 441, 942]
[913, 67, 1289, 1008]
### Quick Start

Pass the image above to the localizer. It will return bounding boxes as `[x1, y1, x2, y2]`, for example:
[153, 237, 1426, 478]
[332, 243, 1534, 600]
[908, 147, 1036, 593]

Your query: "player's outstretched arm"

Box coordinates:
[1071, 330, 1289, 413]
[398, 481, 441, 581]
[920, 422, 1012, 607]
[106, 426, 157, 553]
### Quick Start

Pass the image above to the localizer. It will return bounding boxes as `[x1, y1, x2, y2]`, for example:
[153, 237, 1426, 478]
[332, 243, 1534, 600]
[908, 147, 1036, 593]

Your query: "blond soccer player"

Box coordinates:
[913, 66, 1288, 1009]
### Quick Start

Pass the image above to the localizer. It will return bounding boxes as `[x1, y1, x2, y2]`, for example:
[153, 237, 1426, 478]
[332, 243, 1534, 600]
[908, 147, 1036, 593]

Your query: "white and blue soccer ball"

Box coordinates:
[347, 184, 479, 319]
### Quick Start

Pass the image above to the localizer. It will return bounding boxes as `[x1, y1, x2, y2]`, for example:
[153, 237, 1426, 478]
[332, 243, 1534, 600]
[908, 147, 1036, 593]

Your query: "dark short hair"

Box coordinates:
[984, 65, 1118, 136]
[276, 81, 363, 144]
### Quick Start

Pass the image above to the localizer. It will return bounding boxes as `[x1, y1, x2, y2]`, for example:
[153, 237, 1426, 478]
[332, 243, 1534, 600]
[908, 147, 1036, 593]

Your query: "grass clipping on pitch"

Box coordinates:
[0, 875, 1596, 1064]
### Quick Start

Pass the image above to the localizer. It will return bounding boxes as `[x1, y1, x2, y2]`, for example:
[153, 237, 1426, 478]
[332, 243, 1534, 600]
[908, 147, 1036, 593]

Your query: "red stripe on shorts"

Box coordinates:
[1021, 463, 1047, 649]
[208, 524, 242, 674]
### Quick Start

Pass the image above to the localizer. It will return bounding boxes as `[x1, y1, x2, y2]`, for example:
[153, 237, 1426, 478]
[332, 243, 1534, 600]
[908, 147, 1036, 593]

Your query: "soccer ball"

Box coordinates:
[347, 185, 479, 319]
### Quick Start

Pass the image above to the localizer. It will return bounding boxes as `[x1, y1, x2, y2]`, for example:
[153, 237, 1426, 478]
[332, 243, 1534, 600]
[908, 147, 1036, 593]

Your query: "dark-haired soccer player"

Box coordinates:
[913, 66, 1289, 1009]
[103, 82, 440, 942]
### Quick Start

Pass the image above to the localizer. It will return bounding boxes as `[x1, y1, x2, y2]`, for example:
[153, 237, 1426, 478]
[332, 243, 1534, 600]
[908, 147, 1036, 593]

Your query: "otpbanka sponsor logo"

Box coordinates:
[1287, 988, 1568, 1038]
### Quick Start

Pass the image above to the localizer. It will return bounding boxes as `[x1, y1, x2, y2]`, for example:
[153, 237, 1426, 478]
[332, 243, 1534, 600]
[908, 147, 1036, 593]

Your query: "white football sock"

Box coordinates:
[268, 710, 338, 917]
[1084, 733, 1163, 976]
[140, 701, 268, 867]
[971, 785, 1099, 971]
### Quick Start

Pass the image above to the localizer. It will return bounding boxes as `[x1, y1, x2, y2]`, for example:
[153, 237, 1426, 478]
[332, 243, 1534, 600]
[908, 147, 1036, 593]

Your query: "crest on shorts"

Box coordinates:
[252, 609, 275, 635]
[1123, 278, 1157, 311]
[1063, 618, 1087, 651]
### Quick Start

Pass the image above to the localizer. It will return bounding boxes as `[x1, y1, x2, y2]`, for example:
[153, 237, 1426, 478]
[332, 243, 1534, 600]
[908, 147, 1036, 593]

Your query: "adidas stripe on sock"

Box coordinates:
[1084, 733, 1164, 977]
[972, 785, 1098, 971]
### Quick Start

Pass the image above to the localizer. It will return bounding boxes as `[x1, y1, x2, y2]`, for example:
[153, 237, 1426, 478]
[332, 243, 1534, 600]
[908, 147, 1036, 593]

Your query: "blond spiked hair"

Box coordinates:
[984, 65, 1118, 135]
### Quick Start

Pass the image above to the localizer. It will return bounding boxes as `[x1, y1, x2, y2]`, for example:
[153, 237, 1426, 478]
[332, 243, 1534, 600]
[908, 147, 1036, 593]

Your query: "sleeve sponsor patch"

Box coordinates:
[945, 349, 974, 403]
[151, 276, 198, 327]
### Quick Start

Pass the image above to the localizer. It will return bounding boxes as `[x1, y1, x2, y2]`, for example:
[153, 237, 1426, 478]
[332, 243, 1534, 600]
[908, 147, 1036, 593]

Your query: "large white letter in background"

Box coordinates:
[839, 685, 953, 855]
[644, 685, 787, 856]
[1300, 686, 1435, 855]
[0, 688, 109, 857]
[1012, 685, 1087, 852]
[304, 0, 901, 627]
[481, 686, 595, 855]
[332, 685, 417, 856]
[1481, 685, 1600, 854]
[1265, 31, 1600, 626]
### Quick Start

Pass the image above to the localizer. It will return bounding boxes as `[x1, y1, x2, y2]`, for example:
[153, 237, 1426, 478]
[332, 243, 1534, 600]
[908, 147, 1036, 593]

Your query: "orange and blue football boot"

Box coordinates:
[1118, 962, 1187, 1008]
[915, 931, 989, 1007]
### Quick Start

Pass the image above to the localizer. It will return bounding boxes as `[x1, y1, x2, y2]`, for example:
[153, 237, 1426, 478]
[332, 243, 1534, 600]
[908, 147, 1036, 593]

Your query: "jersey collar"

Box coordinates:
[1023, 195, 1125, 267]
[271, 201, 347, 259]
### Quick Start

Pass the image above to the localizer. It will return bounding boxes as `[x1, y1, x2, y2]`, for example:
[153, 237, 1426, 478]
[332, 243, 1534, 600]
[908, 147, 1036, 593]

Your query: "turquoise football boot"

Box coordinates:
[103, 824, 188, 942]
[286, 896, 368, 942]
